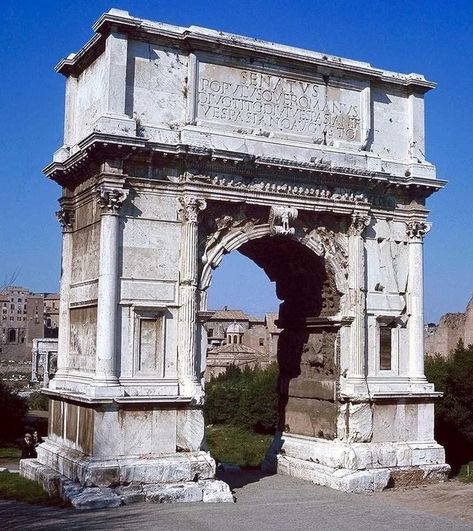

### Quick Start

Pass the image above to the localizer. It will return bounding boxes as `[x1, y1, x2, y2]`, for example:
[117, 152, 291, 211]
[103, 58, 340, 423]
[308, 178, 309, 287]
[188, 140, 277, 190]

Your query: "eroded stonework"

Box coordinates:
[23, 9, 449, 505]
[424, 296, 473, 358]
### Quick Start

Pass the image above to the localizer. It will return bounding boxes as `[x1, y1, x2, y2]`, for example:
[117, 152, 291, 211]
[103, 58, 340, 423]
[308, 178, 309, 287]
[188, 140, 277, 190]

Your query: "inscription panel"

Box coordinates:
[196, 61, 366, 143]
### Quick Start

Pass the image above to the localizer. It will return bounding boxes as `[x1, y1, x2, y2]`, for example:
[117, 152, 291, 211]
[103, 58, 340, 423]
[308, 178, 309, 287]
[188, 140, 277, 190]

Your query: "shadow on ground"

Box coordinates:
[217, 468, 275, 492]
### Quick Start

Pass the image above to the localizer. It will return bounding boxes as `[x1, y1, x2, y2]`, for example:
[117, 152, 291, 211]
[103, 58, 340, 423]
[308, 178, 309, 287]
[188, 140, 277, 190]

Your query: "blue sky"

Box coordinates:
[0, 1, 471, 322]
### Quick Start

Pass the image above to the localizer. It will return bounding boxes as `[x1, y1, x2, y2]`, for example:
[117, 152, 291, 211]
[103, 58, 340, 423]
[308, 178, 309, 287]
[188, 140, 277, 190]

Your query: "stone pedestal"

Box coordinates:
[22, 396, 232, 507]
[276, 434, 448, 492]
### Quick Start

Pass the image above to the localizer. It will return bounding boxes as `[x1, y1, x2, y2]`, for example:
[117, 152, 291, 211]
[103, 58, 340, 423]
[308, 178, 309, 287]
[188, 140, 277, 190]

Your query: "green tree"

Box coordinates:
[426, 341, 473, 472]
[204, 364, 279, 434]
[0, 382, 28, 443]
[238, 364, 278, 433]
[204, 380, 242, 425]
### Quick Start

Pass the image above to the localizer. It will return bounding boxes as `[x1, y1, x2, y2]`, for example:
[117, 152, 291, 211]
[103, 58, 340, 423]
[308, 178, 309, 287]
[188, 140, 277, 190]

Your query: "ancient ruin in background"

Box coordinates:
[425, 296, 473, 358]
[21, 9, 449, 508]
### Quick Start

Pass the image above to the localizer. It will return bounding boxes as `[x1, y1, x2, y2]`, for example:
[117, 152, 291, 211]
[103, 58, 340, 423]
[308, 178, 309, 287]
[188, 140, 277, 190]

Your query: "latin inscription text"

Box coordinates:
[197, 65, 361, 142]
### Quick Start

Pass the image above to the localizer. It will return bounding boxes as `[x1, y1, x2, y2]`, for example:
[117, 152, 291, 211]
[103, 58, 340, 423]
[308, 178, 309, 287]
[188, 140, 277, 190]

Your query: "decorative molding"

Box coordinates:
[304, 227, 349, 267]
[199, 205, 349, 310]
[269, 206, 298, 236]
[178, 196, 207, 223]
[97, 187, 129, 214]
[186, 172, 369, 202]
[406, 220, 431, 241]
[201, 207, 266, 265]
[348, 212, 371, 237]
[56, 207, 75, 232]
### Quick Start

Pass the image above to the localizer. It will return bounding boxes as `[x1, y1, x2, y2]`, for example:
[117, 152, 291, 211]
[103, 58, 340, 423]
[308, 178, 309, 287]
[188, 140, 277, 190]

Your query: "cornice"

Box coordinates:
[44, 133, 446, 199]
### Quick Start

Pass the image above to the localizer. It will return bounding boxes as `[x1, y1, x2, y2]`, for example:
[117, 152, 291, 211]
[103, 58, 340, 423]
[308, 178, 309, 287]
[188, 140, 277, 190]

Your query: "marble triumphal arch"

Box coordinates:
[21, 9, 449, 507]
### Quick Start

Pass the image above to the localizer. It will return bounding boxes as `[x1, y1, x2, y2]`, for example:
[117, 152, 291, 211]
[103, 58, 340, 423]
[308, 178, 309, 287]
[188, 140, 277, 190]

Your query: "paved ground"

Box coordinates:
[1, 472, 472, 531]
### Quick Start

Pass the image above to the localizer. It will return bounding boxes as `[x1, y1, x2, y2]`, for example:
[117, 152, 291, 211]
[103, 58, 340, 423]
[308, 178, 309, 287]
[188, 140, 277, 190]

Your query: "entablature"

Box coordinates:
[45, 134, 445, 203]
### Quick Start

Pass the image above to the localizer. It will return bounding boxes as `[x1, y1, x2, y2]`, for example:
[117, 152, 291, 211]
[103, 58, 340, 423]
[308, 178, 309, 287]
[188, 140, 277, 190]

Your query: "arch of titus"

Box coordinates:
[21, 9, 449, 507]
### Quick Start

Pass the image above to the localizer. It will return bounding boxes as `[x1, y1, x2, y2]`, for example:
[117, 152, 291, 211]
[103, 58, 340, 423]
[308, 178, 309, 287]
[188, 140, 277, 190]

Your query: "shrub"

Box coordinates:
[204, 364, 279, 434]
[206, 425, 272, 467]
[0, 382, 28, 444]
[238, 364, 278, 433]
[426, 342, 473, 473]
[28, 392, 49, 411]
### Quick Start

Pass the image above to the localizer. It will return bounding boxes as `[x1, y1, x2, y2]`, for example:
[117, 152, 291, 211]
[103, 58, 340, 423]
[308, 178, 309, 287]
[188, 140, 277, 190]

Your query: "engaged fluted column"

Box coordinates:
[94, 186, 128, 387]
[348, 212, 370, 383]
[178, 195, 206, 396]
[54, 205, 75, 383]
[406, 219, 431, 381]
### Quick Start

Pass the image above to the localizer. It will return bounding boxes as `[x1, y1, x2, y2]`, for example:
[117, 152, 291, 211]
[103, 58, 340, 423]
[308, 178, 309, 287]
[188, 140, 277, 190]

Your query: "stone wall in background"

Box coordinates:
[425, 296, 473, 358]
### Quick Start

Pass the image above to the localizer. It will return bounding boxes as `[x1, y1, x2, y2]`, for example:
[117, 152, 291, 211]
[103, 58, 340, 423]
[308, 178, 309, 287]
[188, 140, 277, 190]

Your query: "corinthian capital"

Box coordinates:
[348, 212, 371, 237]
[406, 220, 431, 241]
[97, 187, 129, 214]
[56, 207, 75, 232]
[179, 196, 207, 223]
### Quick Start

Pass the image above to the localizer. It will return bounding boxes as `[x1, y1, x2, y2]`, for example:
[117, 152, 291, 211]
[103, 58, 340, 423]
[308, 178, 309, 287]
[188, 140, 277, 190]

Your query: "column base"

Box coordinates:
[20, 459, 233, 509]
[20, 440, 233, 509]
[266, 433, 450, 493]
[277, 455, 449, 493]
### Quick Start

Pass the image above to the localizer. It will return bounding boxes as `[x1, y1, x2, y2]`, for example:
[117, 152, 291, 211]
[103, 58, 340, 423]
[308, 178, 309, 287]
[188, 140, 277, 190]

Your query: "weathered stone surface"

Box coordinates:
[61, 479, 84, 500]
[69, 487, 122, 510]
[177, 409, 205, 452]
[115, 485, 145, 505]
[278, 454, 390, 493]
[201, 480, 234, 503]
[20, 459, 62, 497]
[425, 296, 473, 358]
[144, 483, 203, 503]
[345, 402, 373, 443]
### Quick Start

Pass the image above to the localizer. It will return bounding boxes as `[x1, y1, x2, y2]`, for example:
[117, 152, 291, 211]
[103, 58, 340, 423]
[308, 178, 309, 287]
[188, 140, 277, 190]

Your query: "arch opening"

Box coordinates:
[202, 233, 342, 462]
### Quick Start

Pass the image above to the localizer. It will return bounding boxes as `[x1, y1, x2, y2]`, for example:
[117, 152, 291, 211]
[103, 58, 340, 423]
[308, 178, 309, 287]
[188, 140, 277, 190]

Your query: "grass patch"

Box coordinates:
[458, 462, 473, 483]
[0, 447, 21, 459]
[206, 425, 272, 468]
[0, 471, 58, 505]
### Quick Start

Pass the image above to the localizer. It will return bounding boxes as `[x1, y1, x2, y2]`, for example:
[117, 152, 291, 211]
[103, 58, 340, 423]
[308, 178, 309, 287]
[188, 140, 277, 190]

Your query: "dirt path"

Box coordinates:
[373, 480, 473, 524]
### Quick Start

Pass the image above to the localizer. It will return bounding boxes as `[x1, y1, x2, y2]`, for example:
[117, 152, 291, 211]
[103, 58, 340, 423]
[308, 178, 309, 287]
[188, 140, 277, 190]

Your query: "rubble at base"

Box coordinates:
[20, 459, 234, 510]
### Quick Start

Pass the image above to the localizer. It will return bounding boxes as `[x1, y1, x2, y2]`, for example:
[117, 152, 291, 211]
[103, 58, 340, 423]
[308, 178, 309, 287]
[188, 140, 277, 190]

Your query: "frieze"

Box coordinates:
[186, 172, 368, 203]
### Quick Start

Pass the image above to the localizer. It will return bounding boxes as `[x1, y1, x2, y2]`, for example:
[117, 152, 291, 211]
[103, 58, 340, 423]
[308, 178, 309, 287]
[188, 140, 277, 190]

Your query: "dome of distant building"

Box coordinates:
[226, 322, 245, 334]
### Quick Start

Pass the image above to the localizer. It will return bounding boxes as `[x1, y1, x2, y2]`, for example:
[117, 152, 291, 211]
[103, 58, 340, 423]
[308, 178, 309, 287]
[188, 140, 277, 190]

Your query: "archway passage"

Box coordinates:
[208, 234, 341, 442]
[238, 235, 340, 326]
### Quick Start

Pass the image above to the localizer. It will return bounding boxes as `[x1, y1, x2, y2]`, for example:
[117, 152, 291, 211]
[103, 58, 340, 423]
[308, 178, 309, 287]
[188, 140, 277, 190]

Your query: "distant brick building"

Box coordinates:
[425, 295, 473, 358]
[202, 308, 281, 380]
[0, 286, 60, 361]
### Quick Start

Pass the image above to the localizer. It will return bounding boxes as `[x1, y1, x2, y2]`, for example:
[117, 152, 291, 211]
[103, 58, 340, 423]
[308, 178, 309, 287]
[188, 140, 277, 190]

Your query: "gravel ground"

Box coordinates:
[1, 471, 472, 531]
